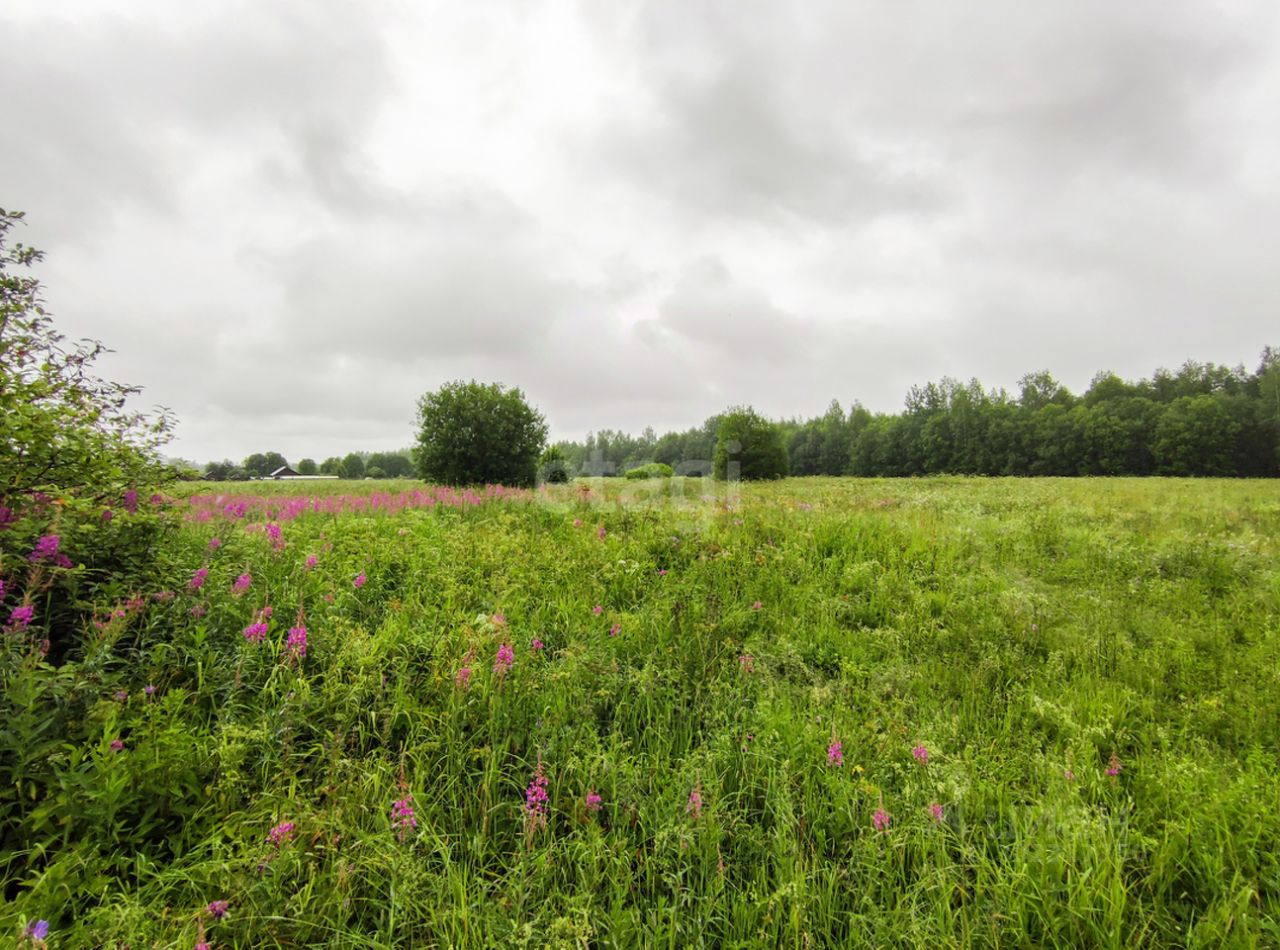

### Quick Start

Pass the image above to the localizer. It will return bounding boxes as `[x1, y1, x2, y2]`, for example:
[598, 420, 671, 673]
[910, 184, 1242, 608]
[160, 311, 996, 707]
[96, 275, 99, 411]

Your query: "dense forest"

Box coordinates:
[554, 351, 1280, 478]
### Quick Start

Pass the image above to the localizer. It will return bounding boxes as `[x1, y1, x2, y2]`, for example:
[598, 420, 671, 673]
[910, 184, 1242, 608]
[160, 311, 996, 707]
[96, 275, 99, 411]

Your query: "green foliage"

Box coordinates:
[539, 445, 571, 483]
[414, 380, 548, 488]
[0, 208, 175, 661]
[319, 456, 344, 476]
[4, 477, 1280, 946]
[623, 462, 674, 479]
[296, 458, 319, 476]
[341, 452, 366, 480]
[241, 452, 288, 478]
[713, 407, 789, 480]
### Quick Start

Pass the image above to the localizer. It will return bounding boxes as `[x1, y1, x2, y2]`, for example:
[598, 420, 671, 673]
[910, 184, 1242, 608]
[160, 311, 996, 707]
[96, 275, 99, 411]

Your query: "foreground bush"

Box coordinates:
[624, 462, 674, 479]
[413, 380, 548, 488]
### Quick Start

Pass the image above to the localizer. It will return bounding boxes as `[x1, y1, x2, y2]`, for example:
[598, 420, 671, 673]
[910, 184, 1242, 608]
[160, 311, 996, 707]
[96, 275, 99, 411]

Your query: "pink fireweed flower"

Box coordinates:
[873, 808, 891, 832]
[101, 508, 113, 522]
[190, 604, 207, 619]
[122, 489, 139, 513]
[197, 942, 210, 950]
[524, 762, 550, 834]
[6, 604, 35, 633]
[29, 534, 72, 568]
[189, 567, 208, 591]
[573, 518, 582, 527]
[929, 802, 944, 822]
[609, 623, 621, 637]
[686, 784, 704, 819]
[115, 690, 128, 702]
[144, 684, 156, 696]
[110, 739, 124, 752]
[531, 638, 544, 652]
[265, 522, 281, 543]
[206, 900, 230, 920]
[1106, 755, 1123, 780]
[243, 622, 268, 643]
[597, 524, 607, 540]
[592, 604, 603, 616]
[585, 789, 603, 813]
[657, 568, 668, 576]
[267, 821, 295, 847]
[750, 600, 762, 611]
[827, 740, 844, 767]
[391, 795, 417, 841]
[232, 572, 252, 594]
[912, 745, 929, 765]
[1064, 769, 1075, 781]
[738, 654, 755, 673]
[455, 666, 472, 689]
[491, 612, 507, 627]
[286, 625, 308, 659]
[353, 573, 367, 589]
[494, 643, 514, 674]
[305, 554, 318, 570]
[207, 537, 221, 551]
[259, 605, 273, 620]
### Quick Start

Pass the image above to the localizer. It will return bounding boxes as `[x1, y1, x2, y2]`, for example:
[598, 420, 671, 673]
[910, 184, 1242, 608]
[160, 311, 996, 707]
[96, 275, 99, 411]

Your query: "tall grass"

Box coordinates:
[4, 477, 1278, 947]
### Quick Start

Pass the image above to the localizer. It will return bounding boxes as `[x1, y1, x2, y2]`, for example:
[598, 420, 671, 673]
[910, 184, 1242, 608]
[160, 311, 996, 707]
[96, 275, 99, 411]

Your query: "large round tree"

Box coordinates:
[413, 380, 548, 487]
[713, 407, 789, 480]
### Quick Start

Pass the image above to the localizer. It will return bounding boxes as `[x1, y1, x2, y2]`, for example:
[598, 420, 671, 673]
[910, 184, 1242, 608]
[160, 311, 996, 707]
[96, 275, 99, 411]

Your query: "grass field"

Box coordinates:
[5, 477, 1280, 947]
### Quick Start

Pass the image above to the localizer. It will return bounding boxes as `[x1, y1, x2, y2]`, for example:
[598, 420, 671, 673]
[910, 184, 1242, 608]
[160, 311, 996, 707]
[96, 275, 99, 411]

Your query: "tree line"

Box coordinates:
[200, 450, 415, 481]
[553, 352, 1280, 478]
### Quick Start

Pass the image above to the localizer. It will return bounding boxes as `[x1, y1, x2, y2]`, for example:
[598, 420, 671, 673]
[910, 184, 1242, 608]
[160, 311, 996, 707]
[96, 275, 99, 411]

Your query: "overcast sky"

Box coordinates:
[4, 1, 1278, 463]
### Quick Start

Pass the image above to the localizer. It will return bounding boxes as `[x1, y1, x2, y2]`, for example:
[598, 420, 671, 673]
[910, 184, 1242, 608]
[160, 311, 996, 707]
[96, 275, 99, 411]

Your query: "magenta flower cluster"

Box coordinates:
[29, 534, 72, 568]
[267, 821, 295, 847]
[286, 625, 308, 659]
[524, 763, 550, 832]
[494, 643, 514, 674]
[189, 567, 208, 591]
[391, 794, 418, 841]
[827, 740, 844, 767]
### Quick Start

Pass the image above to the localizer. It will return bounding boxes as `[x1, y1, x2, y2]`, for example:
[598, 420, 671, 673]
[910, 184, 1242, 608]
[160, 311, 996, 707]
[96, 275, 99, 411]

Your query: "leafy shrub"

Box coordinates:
[414, 380, 548, 488]
[713, 407, 789, 480]
[539, 445, 572, 483]
[624, 462, 674, 479]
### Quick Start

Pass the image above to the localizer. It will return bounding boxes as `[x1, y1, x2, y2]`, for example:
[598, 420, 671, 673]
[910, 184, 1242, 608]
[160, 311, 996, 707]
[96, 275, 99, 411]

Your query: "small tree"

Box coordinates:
[296, 458, 319, 475]
[713, 407, 789, 480]
[539, 445, 571, 484]
[414, 381, 548, 487]
[342, 453, 366, 479]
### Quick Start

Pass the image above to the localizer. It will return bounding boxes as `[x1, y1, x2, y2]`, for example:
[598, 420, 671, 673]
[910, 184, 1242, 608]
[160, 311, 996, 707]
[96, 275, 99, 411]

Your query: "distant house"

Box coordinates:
[268, 465, 300, 479]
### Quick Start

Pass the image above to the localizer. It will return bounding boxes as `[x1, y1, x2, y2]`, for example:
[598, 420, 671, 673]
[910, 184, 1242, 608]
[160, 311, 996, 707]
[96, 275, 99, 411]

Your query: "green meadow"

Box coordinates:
[4, 476, 1279, 947]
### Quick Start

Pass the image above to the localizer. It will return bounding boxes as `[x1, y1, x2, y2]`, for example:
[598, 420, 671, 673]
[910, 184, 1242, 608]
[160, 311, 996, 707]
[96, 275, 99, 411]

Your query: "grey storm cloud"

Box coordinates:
[1, 0, 1277, 462]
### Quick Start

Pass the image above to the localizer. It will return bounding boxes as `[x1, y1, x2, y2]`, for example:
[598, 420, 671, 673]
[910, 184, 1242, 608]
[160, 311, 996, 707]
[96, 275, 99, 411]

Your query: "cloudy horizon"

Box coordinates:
[4, 0, 1278, 464]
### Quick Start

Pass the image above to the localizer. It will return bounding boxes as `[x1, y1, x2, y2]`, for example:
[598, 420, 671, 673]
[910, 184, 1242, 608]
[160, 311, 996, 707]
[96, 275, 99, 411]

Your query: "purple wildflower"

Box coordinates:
[29, 534, 71, 568]
[827, 740, 844, 767]
[494, 643, 514, 674]
[123, 489, 139, 514]
[101, 508, 113, 522]
[531, 638, 544, 652]
[242, 622, 268, 643]
[267, 821, 295, 847]
[265, 522, 282, 543]
[455, 666, 472, 689]
[750, 600, 762, 611]
[391, 795, 417, 841]
[912, 745, 929, 765]
[206, 900, 230, 920]
[208, 537, 222, 551]
[114, 690, 128, 702]
[609, 623, 620, 638]
[929, 802, 944, 822]
[597, 524, 607, 540]
[145, 684, 157, 696]
[286, 625, 308, 659]
[523, 761, 550, 832]
[189, 567, 208, 591]
[354, 573, 366, 589]
[686, 784, 704, 819]
[24, 920, 49, 941]
[305, 554, 318, 570]
[232, 572, 251, 594]
[110, 739, 124, 752]
[592, 604, 603, 616]
[738, 654, 755, 673]
[6, 604, 35, 633]
[873, 808, 891, 832]
[585, 789, 603, 813]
